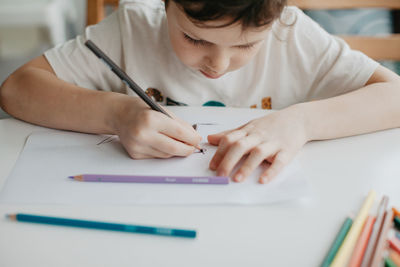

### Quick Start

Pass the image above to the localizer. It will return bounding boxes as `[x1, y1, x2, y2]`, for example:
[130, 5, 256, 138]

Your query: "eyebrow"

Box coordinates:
[183, 30, 264, 47]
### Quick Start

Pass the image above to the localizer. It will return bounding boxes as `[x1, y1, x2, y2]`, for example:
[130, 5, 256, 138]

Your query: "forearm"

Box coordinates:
[0, 67, 129, 134]
[298, 81, 400, 141]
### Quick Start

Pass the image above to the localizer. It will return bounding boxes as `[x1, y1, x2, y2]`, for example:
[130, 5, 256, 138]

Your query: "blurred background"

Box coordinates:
[0, 0, 399, 119]
[0, 0, 86, 82]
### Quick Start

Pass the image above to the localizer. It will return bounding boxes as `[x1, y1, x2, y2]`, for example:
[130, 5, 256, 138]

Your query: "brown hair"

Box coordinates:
[165, 0, 287, 30]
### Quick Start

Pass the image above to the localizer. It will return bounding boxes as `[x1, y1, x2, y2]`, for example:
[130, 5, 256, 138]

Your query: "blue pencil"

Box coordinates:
[7, 213, 196, 238]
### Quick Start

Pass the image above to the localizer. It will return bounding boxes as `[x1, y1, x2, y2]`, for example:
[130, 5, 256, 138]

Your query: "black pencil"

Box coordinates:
[85, 40, 171, 117]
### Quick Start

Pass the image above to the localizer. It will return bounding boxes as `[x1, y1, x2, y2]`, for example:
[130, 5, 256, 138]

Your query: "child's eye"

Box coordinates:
[237, 44, 256, 50]
[183, 33, 208, 46]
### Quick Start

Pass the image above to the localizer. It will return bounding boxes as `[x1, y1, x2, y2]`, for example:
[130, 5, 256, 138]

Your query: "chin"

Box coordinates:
[199, 70, 224, 79]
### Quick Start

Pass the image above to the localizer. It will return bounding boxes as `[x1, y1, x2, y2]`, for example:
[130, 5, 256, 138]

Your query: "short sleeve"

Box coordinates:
[44, 10, 126, 93]
[280, 8, 379, 101]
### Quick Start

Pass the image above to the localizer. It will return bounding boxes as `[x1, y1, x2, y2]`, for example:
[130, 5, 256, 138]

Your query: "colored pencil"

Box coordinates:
[7, 213, 196, 238]
[84, 40, 203, 153]
[393, 207, 400, 217]
[370, 209, 394, 267]
[389, 249, 400, 266]
[389, 236, 400, 254]
[331, 190, 376, 267]
[85, 40, 170, 118]
[361, 196, 389, 267]
[321, 217, 353, 267]
[394, 216, 400, 230]
[69, 174, 229, 184]
[385, 257, 398, 267]
[348, 215, 376, 267]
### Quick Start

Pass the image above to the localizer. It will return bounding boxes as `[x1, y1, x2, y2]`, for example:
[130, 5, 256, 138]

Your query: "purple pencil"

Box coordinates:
[69, 174, 229, 185]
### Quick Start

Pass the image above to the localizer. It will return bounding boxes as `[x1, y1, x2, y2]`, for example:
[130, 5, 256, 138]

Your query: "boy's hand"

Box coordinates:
[114, 97, 201, 159]
[208, 106, 308, 183]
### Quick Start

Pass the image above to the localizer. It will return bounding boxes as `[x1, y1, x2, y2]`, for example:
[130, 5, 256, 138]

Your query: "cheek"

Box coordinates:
[229, 51, 256, 71]
[169, 33, 202, 68]
[229, 45, 263, 71]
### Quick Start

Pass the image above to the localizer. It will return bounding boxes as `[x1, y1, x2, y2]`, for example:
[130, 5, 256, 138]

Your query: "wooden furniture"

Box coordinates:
[86, 0, 119, 26]
[290, 0, 400, 60]
[86, 0, 400, 60]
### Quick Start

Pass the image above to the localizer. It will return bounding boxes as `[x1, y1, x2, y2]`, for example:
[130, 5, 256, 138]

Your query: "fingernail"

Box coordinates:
[235, 174, 243, 182]
[260, 177, 268, 184]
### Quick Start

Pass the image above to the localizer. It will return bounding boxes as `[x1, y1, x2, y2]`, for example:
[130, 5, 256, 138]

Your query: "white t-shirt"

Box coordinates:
[44, 0, 378, 109]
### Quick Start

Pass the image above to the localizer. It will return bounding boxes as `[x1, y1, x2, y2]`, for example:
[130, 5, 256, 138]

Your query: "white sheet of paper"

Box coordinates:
[0, 108, 310, 205]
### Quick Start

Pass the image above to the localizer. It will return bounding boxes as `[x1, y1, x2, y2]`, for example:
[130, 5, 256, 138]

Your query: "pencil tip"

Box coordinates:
[6, 214, 16, 220]
[68, 176, 74, 179]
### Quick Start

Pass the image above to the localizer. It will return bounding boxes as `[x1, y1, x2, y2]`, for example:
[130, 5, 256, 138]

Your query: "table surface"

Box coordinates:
[1, 107, 399, 267]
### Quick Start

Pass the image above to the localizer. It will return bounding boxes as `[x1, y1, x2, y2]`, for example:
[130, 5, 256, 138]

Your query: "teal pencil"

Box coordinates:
[7, 213, 196, 238]
[394, 216, 400, 230]
[321, 217, 353, 267]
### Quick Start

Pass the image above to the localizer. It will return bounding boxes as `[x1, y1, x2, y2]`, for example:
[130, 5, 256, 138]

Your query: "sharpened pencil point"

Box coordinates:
[68, 176, 74, 179]
[6, 214, 16, 220]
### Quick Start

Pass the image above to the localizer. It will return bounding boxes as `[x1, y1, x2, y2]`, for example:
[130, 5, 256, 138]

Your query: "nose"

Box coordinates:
[205, 48, 230, 74]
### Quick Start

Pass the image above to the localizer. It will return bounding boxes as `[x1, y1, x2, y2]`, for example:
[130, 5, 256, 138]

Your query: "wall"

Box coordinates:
[0, 0, 86, 118]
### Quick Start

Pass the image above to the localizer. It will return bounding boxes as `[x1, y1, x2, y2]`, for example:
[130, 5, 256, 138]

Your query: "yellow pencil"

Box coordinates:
[331, 190, 377, 267]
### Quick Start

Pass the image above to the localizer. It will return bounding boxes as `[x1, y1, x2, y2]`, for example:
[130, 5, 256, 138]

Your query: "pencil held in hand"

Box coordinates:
[84, 40, 203, 154]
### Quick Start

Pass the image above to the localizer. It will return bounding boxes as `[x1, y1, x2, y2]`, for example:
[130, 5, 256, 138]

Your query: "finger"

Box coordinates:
[207, 123, 247, 145]
[216, 134, 262, 177]
[152, 132, 196, 157]
[209, 130, 247, 171]
[259, 151, 292, 184]
[174, 116, 201, 133]
[159, 117, 202, 147]
[233, 142, 279, 182]
[207, 129, 232, 146]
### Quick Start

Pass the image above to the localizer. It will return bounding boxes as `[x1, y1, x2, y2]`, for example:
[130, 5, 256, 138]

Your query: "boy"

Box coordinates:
[1, 0, 400, 184]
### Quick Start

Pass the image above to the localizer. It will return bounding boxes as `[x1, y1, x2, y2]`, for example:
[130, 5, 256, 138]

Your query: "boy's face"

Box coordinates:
[166, 1, 270, 79]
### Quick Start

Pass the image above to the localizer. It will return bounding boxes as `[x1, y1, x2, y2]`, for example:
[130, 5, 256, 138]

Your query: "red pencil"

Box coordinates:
[348, 215, 376, 267]
[389, 235, 400, 254]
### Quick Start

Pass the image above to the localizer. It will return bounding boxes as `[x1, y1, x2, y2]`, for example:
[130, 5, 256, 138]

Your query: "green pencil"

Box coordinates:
[321, 217, 353, 267]
[385, 257, 398, 267]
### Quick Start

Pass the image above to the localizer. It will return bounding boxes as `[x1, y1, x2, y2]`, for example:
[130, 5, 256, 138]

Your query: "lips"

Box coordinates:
[200, 70, 223, 79]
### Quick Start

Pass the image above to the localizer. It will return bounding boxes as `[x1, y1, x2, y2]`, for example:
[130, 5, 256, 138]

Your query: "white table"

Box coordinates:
[1, 107, 399, 267]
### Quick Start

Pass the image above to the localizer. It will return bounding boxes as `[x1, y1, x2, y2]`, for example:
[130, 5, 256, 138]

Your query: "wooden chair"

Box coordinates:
[86, 0, 400, 60]
[86, 0, 119, 26]
[289, 0, 400, 61]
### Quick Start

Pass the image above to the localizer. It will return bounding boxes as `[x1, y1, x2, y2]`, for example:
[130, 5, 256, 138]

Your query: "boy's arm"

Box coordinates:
[0, 55, 125, 134]
[208, 65, 400, 183]
[0, 55, 201, 159]
[300, 65, 400, 141]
